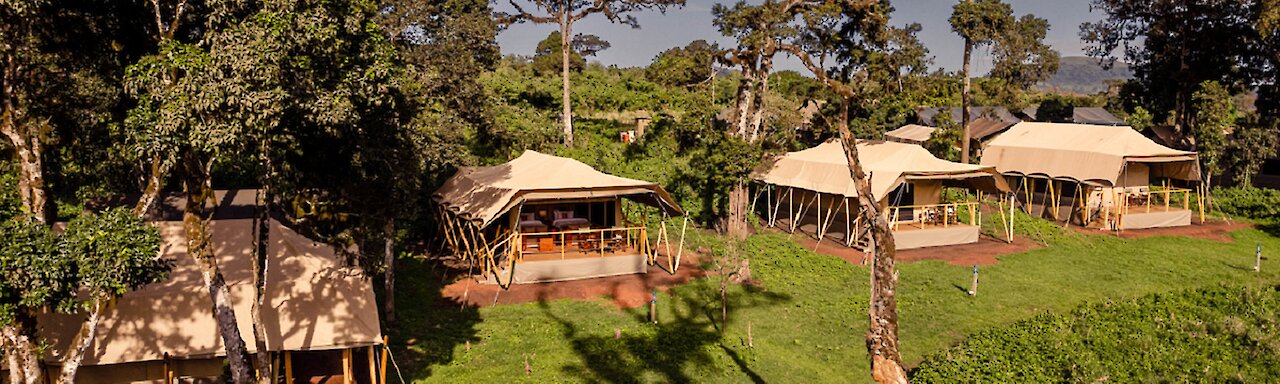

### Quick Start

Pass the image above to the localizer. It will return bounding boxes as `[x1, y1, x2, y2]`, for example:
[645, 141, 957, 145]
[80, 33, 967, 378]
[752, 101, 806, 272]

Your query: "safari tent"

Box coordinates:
[34, 191, 386, 384]
[981, 122, 1204, 230]
[884, 124, 936, 145]
[752, 139, 1011, 250]
[433, 150, 686, 286]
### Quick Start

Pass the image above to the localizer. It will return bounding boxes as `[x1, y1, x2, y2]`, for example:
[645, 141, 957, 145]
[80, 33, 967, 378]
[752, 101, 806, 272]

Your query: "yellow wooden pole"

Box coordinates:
[285, 351, 293, 384]
[380, 337, 389, 384]
[367, 347, 378, 384]
[343, 348, 353, 384]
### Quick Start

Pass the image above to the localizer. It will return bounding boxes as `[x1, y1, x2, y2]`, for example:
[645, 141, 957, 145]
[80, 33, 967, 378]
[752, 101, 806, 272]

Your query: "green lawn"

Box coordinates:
[388, 216, 1280, 383]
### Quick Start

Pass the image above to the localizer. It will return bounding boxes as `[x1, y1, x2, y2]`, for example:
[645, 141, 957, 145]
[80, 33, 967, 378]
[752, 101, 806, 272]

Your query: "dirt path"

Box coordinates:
[441, 254, 705, 309]
[1071, 219, 1252, 242]
[789, 232, 1040, 267]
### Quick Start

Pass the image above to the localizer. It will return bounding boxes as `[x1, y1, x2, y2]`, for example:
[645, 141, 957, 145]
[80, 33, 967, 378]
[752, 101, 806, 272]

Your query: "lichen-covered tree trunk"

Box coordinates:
[250, 186, 273, 384]
[747, 55, 773, 142]
[1, 100, 50, 223]
[58, 296, 108, 384]
[731, 58, 757, 138]
[134, 155, 169, 217]
[182, 156, 255, 384]
[560, 14, 575, 147]
[837, 123, 907, 384]
[2, 320, 43, 384]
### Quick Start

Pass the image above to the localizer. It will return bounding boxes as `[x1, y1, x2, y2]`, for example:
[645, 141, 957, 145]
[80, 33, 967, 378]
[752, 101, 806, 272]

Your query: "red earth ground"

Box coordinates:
[1071, 219, 1253, 242]
[787, 230, 1041, 267]
[441, 253, 705, 309]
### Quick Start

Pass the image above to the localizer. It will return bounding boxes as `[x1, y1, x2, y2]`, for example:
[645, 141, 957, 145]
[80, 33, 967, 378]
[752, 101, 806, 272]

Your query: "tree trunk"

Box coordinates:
[731, 57, 757, 138]
[1, 95, 50, 223]
[383, 218, 397, 324]
[560, 16, 575, 147]
[250, 187, 273, 384]
[183, 156, 256, 384]
[960, 35, 973, 165]
[837, 122, 907, 384]
[58, 296, 109, 384]
[747, 55, 774, 142]
[133, 155, 169, 217]
[2, 320, 43, 384]
[726, 182, 750, 239]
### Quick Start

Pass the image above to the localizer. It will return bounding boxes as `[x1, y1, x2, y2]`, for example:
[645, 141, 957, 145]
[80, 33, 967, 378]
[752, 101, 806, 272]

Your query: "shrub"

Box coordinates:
[911, 284, 1280, 383]
[1211, 186, 1280, 222]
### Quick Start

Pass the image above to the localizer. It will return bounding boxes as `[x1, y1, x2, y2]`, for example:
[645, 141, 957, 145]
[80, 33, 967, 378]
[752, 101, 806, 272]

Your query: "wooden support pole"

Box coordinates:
[380, 338, 389, 384]
[163, 352, 173, 384]
[272, 352, 280, 384]
[342, 348, 353, 384]
[285, 351, 293, 384]
[368, 346, 378, 384]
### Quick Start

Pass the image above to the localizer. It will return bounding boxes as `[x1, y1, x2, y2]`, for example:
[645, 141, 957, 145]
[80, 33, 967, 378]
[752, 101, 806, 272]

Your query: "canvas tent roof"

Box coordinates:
[434, 150, 684, 227]
[917, 106, 1020, 141]
[884, 124, 936, 143]
[980, 122, 1201, 185]
[752, 139, 1009, 201]
[1022, 106, 1125, 126]
[37, 218, 382, 367]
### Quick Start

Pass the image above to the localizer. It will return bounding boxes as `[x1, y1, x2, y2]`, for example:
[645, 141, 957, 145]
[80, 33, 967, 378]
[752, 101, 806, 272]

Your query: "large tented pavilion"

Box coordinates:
[752, 139, 1011, 250]
[433, 150, 686, 285]
[35, 191, 385, 383]
[981, 122, 1204, 230]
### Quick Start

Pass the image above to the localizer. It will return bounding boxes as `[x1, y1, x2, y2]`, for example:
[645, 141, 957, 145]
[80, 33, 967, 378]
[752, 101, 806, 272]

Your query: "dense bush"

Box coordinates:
[1211, 186, 1280, 222]
[912, 284, 1280, 383]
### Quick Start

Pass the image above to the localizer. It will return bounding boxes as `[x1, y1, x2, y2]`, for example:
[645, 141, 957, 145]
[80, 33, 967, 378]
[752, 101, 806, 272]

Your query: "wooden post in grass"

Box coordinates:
[967, 265, 979, 296]
[748, 321, 754, 348]
[649, 289, 658, 324]
[1256, 243, 1262, 273]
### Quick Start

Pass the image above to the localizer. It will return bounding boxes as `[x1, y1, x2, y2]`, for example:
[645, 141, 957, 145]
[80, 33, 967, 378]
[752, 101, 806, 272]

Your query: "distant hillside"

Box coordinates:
[1037, 56, 1133, 94]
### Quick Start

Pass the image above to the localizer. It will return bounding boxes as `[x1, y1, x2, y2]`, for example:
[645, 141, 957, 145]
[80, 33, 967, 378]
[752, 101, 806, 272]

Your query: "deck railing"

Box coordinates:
[888, 201, 980, 231]
[513, 226, 650, 260]
[1095, 186, 1198, 230]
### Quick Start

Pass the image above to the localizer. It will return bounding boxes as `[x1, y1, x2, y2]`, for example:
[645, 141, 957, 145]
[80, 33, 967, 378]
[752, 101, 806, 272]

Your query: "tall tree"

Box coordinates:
[1190, 80, 1232, 188]
[0, 0, 60, 223]
[495, 0, 685, 147]
[768, 0, 908, 381]
[646, 40, 718, 88]
[989, 15, 1059, 95]
[1081, 0, 1262, 146]
[1227, 118, 1279, 186]
[375, 0, 499, 324]
[949, 0, 1011, 163]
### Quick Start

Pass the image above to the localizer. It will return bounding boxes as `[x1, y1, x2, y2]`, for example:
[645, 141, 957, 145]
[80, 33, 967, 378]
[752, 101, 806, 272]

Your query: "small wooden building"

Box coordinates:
[35, 191, 386, 384]
[433, 151, 685, 285]
[753, 139, 1011, 250]
[981, 122, 1204, 230]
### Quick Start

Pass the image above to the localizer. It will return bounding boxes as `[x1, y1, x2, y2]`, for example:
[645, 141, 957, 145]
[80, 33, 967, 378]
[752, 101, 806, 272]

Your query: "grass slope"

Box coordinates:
[392, 219, 1280, 383]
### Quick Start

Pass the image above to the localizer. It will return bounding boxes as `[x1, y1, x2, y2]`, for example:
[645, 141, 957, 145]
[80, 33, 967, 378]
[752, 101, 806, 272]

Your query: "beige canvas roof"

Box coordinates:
[753, 139, 1009, 201]
[434, 150, 684, 227]
[884, 124, 936, 143]
[38, 219, 382, 367]
[980, 122, 1201, 185]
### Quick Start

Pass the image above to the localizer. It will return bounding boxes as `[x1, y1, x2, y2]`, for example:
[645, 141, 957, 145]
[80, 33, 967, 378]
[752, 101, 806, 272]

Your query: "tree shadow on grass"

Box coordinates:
[541, 280, 790, 383]
[378, 256, 481, 379]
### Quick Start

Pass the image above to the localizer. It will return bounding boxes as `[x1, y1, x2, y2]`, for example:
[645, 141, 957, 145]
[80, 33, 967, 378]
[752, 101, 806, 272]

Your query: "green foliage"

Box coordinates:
[913, 284, 1280, 382]
[1226, 117, 1280, 186]
[533, 31, 585, 75]
[989, 14, 1060, 91]
[923, 115, 961, 162]
[61, 208, 168, 299]
[1125, 106, 1155, 131]
[1192, 80, 1233, 176]
[949, 0, 1013, 45]
[645, 40, 717, 88]
[1211, 186, 1280, 221]
[0, 218, 74, 324]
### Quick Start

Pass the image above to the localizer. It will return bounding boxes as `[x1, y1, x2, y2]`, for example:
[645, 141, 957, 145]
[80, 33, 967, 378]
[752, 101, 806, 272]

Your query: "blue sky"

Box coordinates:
[495, 0, 1105, 73]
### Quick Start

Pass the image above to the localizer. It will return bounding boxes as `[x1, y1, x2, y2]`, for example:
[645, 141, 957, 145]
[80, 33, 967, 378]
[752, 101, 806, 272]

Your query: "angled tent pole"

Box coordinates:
[748, 182, 765, 223]
[815, 195, 844, 250]
[790, 191, 818, 236]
